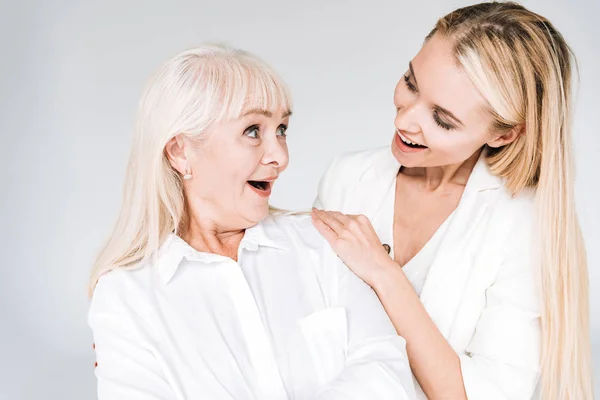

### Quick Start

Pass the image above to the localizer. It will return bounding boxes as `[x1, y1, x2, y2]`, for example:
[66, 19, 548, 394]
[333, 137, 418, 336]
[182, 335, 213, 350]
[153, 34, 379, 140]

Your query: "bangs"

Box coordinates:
[202, 53, 292, 123]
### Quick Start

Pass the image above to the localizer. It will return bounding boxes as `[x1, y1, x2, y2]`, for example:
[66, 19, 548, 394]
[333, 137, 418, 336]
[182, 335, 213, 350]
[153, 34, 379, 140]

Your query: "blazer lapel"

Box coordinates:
[419, 153, 503, 340]
[419, 195, 489, 339]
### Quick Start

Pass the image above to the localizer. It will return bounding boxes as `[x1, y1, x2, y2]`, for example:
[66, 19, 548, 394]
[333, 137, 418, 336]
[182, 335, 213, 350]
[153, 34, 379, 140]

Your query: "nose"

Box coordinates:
[262, 137, 289, 170]
[394, 100, 422, 134]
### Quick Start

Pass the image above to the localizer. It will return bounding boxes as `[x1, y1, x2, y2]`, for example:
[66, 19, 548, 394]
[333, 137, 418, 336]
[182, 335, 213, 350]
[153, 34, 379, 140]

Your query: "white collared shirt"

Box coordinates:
[89, 214, 416, 400]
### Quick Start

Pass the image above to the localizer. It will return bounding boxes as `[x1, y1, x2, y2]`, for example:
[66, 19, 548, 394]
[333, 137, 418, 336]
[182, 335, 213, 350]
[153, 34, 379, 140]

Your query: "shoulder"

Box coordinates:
[261, 213, 344, 268]
[482, 185, 538, 283]
[323, 146, 391, 181]
[471, 155, 536, 240]
[262, 213, 344, 281]
[89, 258, 157, 319]
[262, 213, 326, 250]
[492, 185, 537, 236]
[315, 146, 393, 209]
[498, 184, 536, 213]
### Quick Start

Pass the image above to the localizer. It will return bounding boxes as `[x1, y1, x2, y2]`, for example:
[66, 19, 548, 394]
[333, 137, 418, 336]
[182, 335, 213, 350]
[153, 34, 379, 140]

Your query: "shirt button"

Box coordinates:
[382, 244, 391, 254]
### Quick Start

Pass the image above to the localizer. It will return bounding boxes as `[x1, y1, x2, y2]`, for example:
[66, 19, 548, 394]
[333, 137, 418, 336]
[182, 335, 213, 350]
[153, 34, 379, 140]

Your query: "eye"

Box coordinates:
[433, 110, 454, 131]
[244, 125, 260, 138]
[404, 74, 417, 93]
[276, 124, 288, 137]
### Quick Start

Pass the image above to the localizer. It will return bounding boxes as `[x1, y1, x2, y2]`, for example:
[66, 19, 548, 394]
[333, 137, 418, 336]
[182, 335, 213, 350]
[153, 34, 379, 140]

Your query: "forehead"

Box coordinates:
[239, 107, 292, 120]
[411, 34, 488, 121]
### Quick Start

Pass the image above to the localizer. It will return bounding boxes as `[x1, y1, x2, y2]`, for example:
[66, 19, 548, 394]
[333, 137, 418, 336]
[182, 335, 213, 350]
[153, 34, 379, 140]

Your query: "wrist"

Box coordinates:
[369, 257, 405, 292]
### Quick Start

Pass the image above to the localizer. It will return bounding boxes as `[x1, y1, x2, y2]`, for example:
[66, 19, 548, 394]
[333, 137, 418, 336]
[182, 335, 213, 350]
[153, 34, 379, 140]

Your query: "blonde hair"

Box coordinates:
[428, 2, 591, 398]
[88, 44, 292, 295]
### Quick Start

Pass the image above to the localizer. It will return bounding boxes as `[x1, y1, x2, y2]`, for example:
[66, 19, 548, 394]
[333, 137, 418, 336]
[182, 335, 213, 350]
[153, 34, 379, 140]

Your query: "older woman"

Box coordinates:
[87, 45, 415, 400]
[312, 2, 592, 400]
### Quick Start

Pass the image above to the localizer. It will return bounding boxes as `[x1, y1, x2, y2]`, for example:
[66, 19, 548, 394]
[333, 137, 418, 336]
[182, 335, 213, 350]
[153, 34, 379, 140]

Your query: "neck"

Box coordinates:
[400, 149, 482, 191]
[181, 210, 246, 261]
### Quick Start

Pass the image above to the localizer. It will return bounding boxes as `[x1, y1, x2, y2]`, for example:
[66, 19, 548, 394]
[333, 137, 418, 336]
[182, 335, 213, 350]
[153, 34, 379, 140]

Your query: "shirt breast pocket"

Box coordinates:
[298, 307, 347, 387]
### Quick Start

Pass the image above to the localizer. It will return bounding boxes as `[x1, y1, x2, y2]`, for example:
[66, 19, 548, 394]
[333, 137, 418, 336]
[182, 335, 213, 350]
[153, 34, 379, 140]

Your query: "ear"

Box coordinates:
[164, 135, 189, 175]
[487, 124, 525, 148]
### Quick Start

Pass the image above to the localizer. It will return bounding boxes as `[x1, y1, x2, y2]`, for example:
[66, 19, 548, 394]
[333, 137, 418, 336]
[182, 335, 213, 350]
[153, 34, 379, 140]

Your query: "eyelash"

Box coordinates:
[403, 74, 454, 131]
[244, 124, 288, 138]
[433, 110, 453, 130]
[403, 74, 417, 93]
[278, 124, 288, 137]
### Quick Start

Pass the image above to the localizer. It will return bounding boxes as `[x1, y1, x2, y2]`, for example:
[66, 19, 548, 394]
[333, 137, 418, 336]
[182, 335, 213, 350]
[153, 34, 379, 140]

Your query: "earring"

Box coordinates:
[183, 169, 192, 180]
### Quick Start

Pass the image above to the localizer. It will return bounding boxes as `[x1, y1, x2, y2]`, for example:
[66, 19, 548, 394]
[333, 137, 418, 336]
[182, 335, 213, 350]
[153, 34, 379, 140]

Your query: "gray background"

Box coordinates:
[1, 0, 598, 398]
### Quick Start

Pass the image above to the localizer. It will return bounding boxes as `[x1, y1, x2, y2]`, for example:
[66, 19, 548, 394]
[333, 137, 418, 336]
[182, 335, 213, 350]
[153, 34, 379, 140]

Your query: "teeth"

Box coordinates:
[397, 130, 423, 146]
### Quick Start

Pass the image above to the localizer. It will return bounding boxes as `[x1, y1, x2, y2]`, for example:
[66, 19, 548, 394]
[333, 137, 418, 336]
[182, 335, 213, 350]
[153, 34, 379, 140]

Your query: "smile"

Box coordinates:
[396, 129, 427, 148]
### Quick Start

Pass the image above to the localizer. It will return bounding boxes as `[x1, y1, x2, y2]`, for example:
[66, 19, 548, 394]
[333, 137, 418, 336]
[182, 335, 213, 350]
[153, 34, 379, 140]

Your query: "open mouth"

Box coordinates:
[247, 180, 271, 192]
[397, 130, 427, 149]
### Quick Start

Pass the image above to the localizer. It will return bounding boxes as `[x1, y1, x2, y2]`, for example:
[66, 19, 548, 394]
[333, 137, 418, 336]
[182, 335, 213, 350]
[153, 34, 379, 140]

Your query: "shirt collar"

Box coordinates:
[241, 216, 288, 251]
[461, 149, 503, 198]
[156, 218, 288, 284]
[367, 146, 502, 196]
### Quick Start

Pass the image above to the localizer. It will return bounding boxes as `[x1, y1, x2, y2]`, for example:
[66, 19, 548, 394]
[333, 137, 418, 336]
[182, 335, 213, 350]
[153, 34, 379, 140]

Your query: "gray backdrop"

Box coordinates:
[1, 0, 598, 398]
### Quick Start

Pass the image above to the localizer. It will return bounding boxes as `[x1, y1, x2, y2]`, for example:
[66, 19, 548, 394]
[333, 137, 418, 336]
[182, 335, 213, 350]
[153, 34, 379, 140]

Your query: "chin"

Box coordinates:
[245, 204, 270, 224]
[391, 147, 420, 168]
[257, 205, 271, 220]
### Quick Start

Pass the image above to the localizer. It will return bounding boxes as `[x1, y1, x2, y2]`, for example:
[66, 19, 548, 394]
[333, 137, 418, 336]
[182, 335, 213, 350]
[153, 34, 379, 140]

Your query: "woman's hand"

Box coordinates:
[311, 208, 398, 287]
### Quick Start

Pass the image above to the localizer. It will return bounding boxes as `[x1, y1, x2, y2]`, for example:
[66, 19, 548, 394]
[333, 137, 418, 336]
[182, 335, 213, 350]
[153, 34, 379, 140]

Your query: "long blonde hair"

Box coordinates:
[89, 44, 291, 295]
[428, 2, 591, 398]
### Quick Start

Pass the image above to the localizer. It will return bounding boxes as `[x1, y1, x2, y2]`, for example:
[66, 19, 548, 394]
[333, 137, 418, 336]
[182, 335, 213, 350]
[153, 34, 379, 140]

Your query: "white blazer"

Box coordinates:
[314, 146, 541, 400]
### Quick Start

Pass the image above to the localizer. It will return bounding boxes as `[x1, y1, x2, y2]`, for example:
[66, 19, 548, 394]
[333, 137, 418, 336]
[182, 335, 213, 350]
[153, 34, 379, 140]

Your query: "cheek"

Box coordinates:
[279, 142, 290, 171]
[426, 126, 487, 159]
[220, 141, 262, 171]
[190, 147, 253, 192]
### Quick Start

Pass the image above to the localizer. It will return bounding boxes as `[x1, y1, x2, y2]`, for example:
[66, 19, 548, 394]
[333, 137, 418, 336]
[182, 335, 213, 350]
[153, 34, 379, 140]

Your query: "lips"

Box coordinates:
[396, 129, 427, 148]
[247, 180, 270, 191]
[246, 177, 277, 198]
[394, 130, 428, 154]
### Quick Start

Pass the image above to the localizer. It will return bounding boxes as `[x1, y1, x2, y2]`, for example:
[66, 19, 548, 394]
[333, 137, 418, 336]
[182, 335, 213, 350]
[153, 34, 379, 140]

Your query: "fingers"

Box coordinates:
[313, 209, 372, 235]
[312, 208, 347, 235]
[311, 214, 338, 244]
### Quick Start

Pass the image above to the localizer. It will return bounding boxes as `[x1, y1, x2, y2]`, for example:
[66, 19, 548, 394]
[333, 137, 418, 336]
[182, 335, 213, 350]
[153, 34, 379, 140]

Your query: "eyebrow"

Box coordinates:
[242, 108, 293, 119]
[434, 105, 465, 127]
[409, 62, 420, 91]
[408, 62, 465, 127]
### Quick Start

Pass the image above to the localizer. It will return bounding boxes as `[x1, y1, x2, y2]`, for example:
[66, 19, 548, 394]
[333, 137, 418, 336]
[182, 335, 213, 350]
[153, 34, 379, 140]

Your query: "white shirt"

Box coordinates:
[89, 214, 416, 400]
[315, 147, 541, 400]
[371, 179, 454, 295]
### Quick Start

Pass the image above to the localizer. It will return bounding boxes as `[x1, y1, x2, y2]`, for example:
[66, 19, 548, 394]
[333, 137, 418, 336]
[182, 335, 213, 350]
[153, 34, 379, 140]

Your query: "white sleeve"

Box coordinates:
[314, 251, 417, 400]
[313, 156, 341, 210]
[460, 237, 541, 399]
[89, 275, 177, 400]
